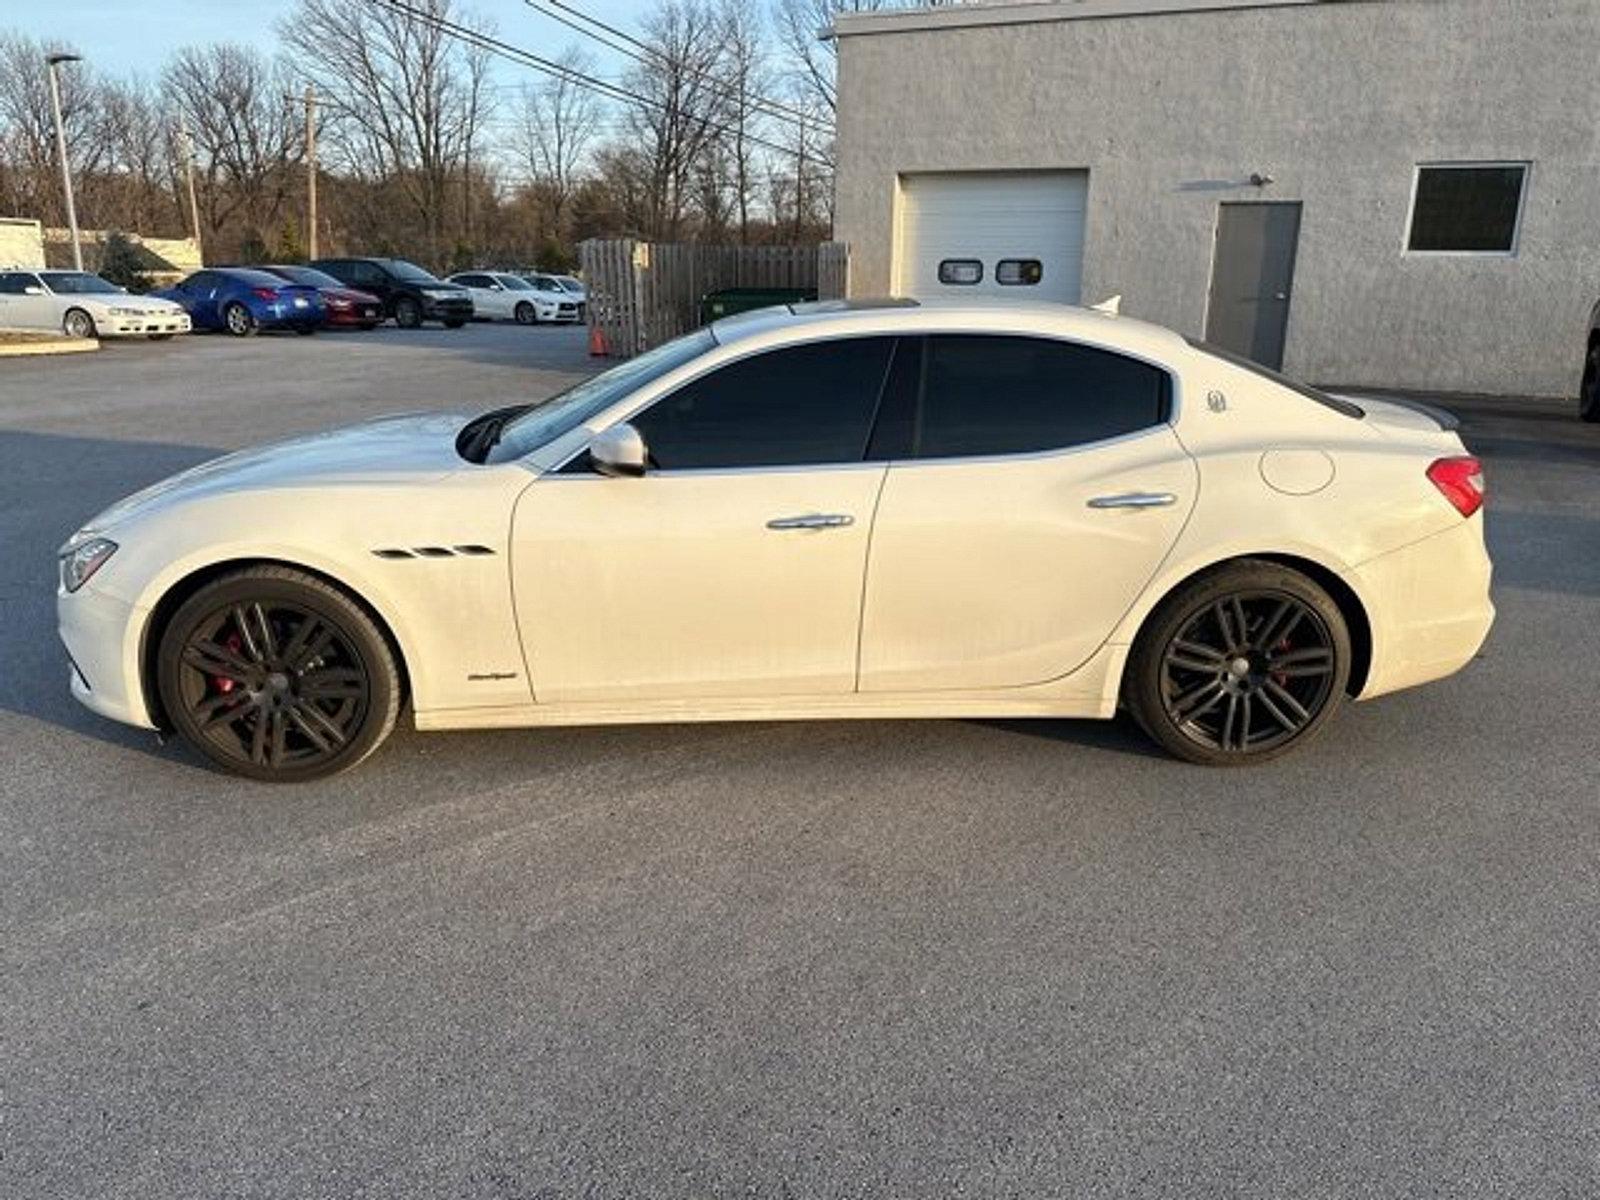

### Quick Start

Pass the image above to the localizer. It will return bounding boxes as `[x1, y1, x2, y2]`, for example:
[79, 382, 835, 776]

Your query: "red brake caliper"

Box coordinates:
[215, 631, 244, 694]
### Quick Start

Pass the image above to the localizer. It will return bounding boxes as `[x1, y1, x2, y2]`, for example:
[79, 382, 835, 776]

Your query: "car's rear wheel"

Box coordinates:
[514, 301, 535, 325]
[156, 567, 402, 782]
[394, 296, 423, 329]
[223, 302, 256, 337]
[1580, 339, 1600, 423]
[1124, 561, 1350, 765]
[294, 325, 317, 336]
[62, 308, 96, 339]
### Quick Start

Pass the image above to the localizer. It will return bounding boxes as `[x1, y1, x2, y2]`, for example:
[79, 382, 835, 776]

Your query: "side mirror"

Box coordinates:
[588, 423, 647, 478]
[23, 286, 44, 296]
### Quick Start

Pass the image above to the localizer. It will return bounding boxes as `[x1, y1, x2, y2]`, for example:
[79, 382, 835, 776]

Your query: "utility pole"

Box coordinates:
[45, 53, 83, 271]
[304, 84, 318, 259]
[175, 115, 203, 260]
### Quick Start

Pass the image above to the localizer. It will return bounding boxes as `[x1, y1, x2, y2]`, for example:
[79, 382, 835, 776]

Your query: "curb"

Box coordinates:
[0, 332, 99, 358]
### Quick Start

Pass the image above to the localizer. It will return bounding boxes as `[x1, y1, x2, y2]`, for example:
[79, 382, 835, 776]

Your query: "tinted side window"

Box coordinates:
[0, 272, 38, 294]
[914, 335, 1168, 459]
[631, 337, 897, 470]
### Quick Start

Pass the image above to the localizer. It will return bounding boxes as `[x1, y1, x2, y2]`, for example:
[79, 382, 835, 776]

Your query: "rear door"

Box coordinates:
[860, 334, 1196, 692]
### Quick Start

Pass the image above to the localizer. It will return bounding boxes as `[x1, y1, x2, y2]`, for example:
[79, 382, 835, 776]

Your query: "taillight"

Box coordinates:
[1427, 456, 1485, 517]
[251, 287, 279, 301]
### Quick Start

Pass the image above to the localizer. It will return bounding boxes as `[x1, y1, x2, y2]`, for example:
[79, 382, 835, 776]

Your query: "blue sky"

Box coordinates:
[4, 0, 647, 84]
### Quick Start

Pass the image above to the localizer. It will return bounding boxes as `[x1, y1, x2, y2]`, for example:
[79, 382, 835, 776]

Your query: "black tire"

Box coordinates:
[223, 302, 256, 337]
[295, 325, 317, 336]
[513, 301, 535, 326]
[148, 333, 174, 341]
[1580, 339, 1600, 423]
[1123, 560, 1351, 766]
[394, 296, 423, 329]
[156, 567, 402, 782]
[62, 307, 96, 339]
[443, 318, 467, 329]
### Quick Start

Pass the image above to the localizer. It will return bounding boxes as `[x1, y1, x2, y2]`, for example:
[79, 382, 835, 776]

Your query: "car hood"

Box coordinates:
[84, 412, 473, 532]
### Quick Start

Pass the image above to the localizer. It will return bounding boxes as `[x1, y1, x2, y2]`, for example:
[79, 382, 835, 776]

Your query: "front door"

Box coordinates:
[511, 336, 898, 704]
[1204, 201, 1302, 370]
[859, 334, 1196, 692]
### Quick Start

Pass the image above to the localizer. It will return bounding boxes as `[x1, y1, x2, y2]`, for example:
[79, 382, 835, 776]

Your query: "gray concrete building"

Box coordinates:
[831, 0, 1600, 396]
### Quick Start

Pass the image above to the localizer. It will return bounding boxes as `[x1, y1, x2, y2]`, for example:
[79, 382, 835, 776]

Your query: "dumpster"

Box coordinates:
[699, 286, 818, 325]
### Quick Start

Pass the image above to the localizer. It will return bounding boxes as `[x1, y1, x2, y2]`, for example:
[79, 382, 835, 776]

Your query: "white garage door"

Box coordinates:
[894, 170, 1088, 305]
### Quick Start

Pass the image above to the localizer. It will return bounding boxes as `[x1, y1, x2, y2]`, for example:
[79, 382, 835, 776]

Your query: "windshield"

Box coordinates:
[386, 259, 442, 283]
[484, 329, 717, 464]
[556, 277, 583, 292]
[45, 272, 120, 295]
[270, 265, 343, 288]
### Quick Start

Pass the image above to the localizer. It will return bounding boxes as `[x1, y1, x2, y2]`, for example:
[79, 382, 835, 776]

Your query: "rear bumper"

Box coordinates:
[1348, 514, 1495, 700]
[326, 307, 382, 326]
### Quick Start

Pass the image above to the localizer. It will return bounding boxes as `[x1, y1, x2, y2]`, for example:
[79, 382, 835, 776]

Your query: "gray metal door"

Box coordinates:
[1204, 202, 1302, 370]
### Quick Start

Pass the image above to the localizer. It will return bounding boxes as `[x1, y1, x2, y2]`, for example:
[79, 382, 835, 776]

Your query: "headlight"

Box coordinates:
[423, 288, 452, 298]
[107, 306, 145, 316]
[59, 537, 118, 592]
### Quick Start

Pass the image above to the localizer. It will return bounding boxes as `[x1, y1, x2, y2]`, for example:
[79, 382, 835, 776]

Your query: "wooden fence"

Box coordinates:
[579, 239, 851, 358]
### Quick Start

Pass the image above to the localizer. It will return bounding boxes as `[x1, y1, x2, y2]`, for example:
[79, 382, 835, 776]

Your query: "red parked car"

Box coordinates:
[255, 264, 383, 330]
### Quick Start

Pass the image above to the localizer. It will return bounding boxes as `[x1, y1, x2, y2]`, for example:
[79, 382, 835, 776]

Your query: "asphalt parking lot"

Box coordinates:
[3, 322, 1598, 1198]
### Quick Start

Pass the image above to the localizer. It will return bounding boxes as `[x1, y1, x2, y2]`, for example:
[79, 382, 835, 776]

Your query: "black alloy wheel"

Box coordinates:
[157, 567, 401, 781]
[1125, 561, 1351, 764]
[394, 296, 423, 329]
[1580, 340, 1600, 423]
[223, 302, 256, 337]
[514, 301, 536, 325]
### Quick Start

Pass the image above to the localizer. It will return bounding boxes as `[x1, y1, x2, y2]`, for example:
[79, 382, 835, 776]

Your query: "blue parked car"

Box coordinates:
[152, 267, 325, 336]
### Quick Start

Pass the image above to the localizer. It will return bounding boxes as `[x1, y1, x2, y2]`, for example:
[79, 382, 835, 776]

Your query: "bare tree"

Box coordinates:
[0, 33, 111, 227]
[623, 0, 735, 240]
[717, 0, 768, 242]
[518, 46, 602, 234]
[278, 0, 494, 264]
[162, 44, 300, 252]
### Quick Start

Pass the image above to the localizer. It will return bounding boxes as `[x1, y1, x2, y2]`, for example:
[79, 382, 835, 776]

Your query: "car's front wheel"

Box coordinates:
[1580, 339, 1600, 423]
[62, 308, 96, 339]
[1124, 560, 1351, 765]
[394, 296, 423, 329]
[514, 301, 535, 325]
[223, 302, 256, 337]
[156, 567, 402, 782]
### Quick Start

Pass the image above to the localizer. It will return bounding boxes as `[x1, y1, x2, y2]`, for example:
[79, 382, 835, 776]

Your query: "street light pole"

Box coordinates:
[45, 52, 84, 272]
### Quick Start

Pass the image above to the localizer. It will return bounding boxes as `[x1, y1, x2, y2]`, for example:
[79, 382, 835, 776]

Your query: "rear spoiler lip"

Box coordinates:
[1330, 391, 1461, 432]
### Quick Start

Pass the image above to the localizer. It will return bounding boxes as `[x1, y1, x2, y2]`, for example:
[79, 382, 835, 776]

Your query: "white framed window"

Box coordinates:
[1405, 162, 1529, 255]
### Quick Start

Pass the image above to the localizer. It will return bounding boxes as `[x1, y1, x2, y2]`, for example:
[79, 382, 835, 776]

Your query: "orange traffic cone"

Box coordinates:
[587, 321, 609, 357]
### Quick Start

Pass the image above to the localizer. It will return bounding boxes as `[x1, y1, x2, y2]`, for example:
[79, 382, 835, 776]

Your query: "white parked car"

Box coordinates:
[0, 268, 191, 339]
[445, 270, 576, 324]
[57, 300, 1493, 781]
[533, 272, 587, 318]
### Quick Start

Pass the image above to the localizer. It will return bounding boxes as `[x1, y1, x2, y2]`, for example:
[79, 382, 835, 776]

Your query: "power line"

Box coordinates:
[365, 0, 824, 165]
[523, 0, 822, 135]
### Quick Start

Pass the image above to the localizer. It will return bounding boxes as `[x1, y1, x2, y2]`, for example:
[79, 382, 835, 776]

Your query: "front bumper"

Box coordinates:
[421, 296, 474, 321]
[58, 581, 156, 729]
[99, 312, 192, 337]
[1348, 514, 1495, 700]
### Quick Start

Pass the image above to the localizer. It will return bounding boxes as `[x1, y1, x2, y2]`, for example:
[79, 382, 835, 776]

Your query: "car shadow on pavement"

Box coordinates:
[0, 431, 222, 748]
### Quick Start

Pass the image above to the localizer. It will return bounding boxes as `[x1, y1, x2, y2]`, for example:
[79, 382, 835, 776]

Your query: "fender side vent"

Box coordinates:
[373, 548, 414, 560]
[453, 544, 496, 557]
[413, 546, 455, 558]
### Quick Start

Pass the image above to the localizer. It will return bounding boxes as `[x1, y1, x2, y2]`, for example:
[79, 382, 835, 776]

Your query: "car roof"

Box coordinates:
[708, 298, 1190, 359]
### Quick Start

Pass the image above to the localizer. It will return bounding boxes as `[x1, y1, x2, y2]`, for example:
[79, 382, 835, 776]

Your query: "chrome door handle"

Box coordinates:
[1087, 492, 1178, 510]
[766, 513, 855, 531]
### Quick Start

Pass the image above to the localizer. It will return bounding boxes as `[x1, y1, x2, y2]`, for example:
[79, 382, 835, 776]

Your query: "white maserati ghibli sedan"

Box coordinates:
[57, 300, 1494, 780]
